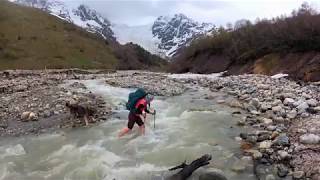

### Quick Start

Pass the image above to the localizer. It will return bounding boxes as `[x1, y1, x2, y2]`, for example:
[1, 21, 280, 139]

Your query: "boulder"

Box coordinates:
[287, 109, 297, 119]
[299, 134, 320, 144]
[278, 150, 290, 160]
[292, 171, 304, 179]
[273, 134, 289, 146]
[297, 102, 309, 114]
[231, 159, 247, 172]
[229, 100, 242, 108]
[314, 106, 320, 112]
[20, 111, 38, 122]
[29, 112, 38, 121]
[277, 164, 289, 178]
[283, 98, 295, 106]
[250, 98, 261, 109]
[272, 106, 283, 113]
[262, 118, 273, 125]
[246, 150, 262, 159]
[21, 112, 31, 121]
[259, 141, 272, 149]
[306, 99, 318, 107]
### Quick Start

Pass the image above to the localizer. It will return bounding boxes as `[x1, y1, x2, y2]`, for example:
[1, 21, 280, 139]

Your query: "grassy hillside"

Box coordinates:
[113, 42, 168, 71]
[171, 3, 320, 81]
[0, 0, 119, 69]
[0, 1, 167, 70]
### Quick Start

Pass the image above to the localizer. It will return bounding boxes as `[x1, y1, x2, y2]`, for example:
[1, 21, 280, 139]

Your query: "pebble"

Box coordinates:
[273, 134, 290, 146]
[306, 99, 318, 107]
[259, 141, 272, 149]
[246, 150, 263, 159]
[287, 109, 297, 119]
[277, 164, 289, 178]
[262, 118, 273, 125]
[278, 150, 290, 160]
[283, 98, 295, 106]
[297, 102, 309, 114]
[292, 171, 304, 179]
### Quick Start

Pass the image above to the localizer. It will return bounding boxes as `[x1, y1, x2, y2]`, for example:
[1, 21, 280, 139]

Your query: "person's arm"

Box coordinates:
[145, 104, 155, 115]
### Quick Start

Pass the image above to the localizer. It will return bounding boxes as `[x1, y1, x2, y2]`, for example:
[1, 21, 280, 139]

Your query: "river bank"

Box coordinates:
[0, 70, 319, 179]
[0, 70, 113, 137]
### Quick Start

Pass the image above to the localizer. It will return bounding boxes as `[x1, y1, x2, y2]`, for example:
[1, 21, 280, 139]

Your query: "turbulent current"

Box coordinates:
[0, 80, 255, 180]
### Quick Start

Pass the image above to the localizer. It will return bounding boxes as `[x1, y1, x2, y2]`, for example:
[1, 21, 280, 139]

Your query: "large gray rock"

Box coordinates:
[297, 102, 309, 114]
[272, 106, 283, 113]
[287, 109, 297, 119]
[283, 98, 295, 106]
[299, 134, 320, 144]
[307, 99, 318, 107]
[273, 134, 290, 146]
[250, 98, 261, 109]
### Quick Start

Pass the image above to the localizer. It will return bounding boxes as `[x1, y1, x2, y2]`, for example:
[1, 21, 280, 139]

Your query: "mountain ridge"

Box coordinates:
[9, 0, 215, 58]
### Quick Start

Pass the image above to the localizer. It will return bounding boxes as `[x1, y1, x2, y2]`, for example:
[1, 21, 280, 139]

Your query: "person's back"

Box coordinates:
[118, 90, 155, 137]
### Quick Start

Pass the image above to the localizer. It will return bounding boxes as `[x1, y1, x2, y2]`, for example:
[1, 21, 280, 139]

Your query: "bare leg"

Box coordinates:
[139, 125, 145, 136]
[84, 116, 89, 126]
[118, 127, 131, 137]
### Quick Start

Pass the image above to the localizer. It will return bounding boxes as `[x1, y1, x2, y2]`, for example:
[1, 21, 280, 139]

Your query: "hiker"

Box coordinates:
[118, 89, 155, 137]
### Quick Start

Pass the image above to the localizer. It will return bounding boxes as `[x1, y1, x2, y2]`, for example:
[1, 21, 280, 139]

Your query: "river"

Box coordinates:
[0, 80, 255, 180]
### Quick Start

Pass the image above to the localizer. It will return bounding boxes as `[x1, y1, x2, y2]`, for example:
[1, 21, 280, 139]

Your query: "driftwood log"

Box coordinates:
[167, 154, 212, 180]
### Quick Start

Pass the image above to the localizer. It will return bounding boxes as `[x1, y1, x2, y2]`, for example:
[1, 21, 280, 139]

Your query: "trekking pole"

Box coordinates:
[153, 110, 156, 129]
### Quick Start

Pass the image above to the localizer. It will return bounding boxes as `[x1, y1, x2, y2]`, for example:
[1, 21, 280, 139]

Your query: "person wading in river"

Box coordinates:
[118, 89, 155, 137]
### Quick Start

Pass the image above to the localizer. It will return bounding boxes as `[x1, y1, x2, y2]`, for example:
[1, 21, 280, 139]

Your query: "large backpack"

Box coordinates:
[126, 88, 147, 111]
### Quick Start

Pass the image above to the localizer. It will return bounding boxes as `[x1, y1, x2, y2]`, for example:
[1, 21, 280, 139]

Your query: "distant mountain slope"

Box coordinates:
[112, 14, 215, 58]
[112, 24, 161, 56]
[171, 4, 320, 82]
[9, 0, 115, 41]
[0, 1, 167, 70]
[10, 0, 215, 58]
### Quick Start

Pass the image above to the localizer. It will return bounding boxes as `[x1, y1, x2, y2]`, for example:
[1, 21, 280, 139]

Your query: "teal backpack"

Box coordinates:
[126, 88, 147, 111]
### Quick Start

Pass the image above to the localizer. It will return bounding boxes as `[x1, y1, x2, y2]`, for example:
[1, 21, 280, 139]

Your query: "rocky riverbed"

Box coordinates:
[184, 74, 320, 180]
[0, 70, 112, 137]
[0, 70, 319, 179]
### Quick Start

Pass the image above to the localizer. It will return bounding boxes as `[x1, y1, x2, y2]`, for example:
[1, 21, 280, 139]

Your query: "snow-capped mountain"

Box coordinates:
[152, 14, 215, 57]
[9, 0, 115, 41]
[9, 0, 215, 58]
[112, 14, 215, 58]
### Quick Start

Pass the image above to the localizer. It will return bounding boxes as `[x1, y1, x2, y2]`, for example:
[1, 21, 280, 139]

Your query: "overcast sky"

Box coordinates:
[64, 0, 320, 26]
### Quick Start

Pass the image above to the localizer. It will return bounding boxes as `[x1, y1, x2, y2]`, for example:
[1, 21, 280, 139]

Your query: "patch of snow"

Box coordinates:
[271, 74, 289, 79]
[112, 24, 164, 57]
[167, 72, 226, 80]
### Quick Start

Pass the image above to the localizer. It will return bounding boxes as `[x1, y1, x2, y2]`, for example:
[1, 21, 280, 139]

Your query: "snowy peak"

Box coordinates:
[9, 0, 115, 41]
[10, 0, 72, 22]
[152, 13, 215, 57]
[72, 4, 114, 40]
[73, 5, 110, 27]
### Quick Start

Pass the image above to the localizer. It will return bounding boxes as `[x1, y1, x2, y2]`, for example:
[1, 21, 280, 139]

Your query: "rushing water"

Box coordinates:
[0, 80, 255, 180]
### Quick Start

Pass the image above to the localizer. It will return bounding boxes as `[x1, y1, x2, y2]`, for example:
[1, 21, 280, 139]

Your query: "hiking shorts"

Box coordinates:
[128, 112, 144, 129]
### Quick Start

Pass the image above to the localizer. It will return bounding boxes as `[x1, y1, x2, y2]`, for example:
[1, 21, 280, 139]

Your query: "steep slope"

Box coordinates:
[0, 0, 118, 69]
[112, 43, 168, 71]
[9, 0, 115, 41]
[112, 24, 162, 57]
[171, 5, 320, 82]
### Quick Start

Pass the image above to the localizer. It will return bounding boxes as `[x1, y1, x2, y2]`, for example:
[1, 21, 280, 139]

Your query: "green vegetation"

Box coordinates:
[0, 1, 167, 70]
[174, 3, 320, 74]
